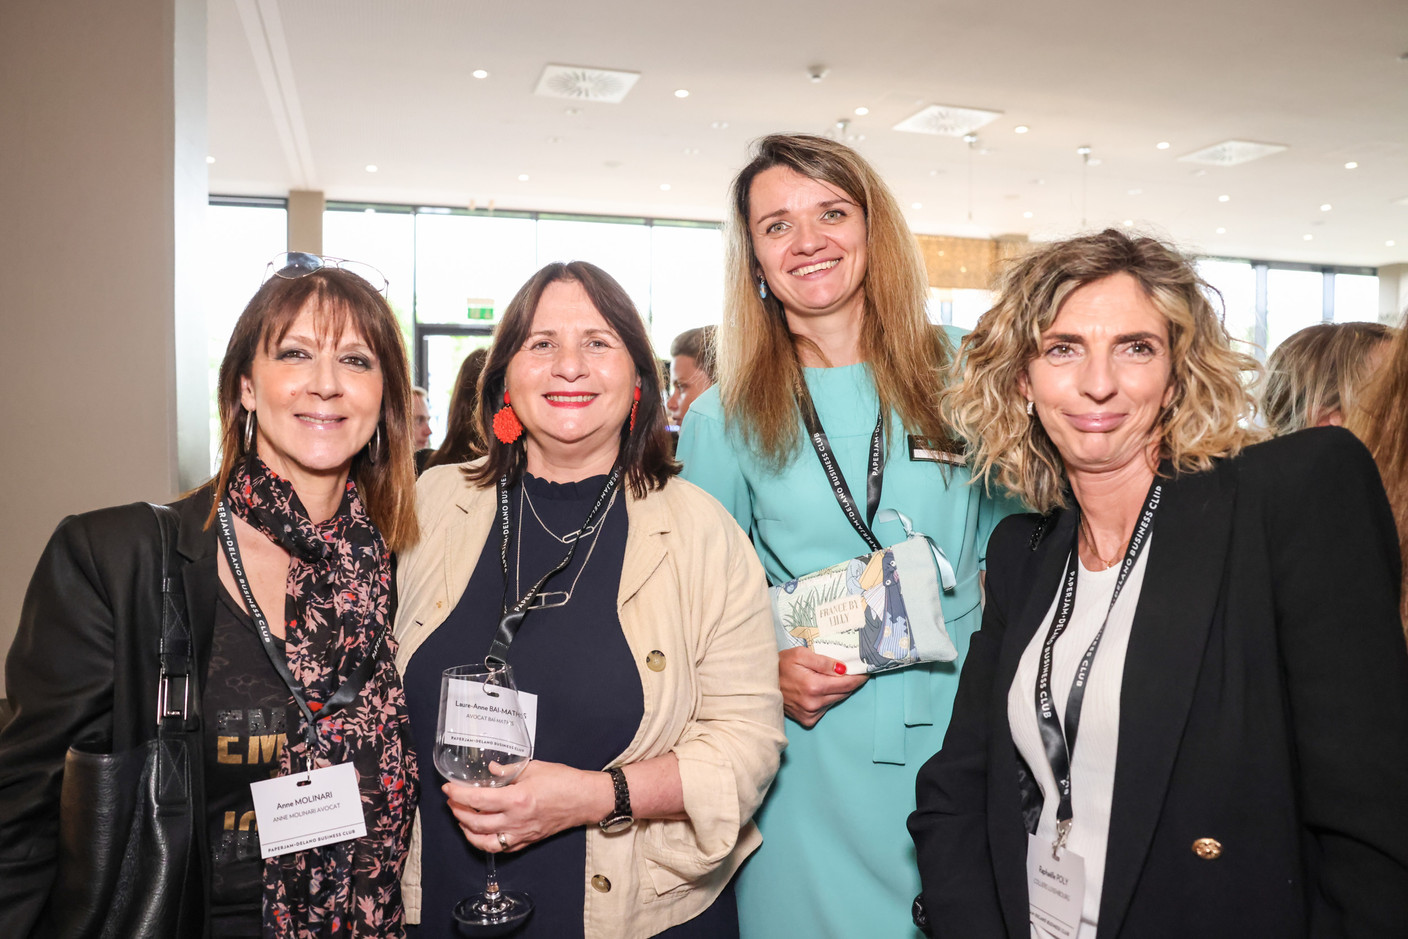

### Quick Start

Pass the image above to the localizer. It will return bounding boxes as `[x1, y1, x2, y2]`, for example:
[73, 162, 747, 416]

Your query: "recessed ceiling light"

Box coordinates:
[206, 155, 216, 164]
[1127, 188, 1143, 196]
[365, 164, 378, 173]
[1076, 145, 1091, 156]
[854, 107, 869, 116]
[1216, 227, 1227, 234]
[1303, 234, 1314, 241]
[911, 202, 922, 209]
[659, 183, 671, 191]
[1014, 125, 1029, 134]
[674, 89, 690, 98]
[1086, 157, 1102, 166]
[1123, 219, 1134, 226]
[1389, 240, 1398, 247]
[1156, 141, 1170, 150]
[929, 169, 940, 176]
[1320, 203, 1332, 212]
[517, 174, 530, 182]
[1345, 161, 1359, 169]
[1218, 194, 1230, 202]
[683, 147, 700, 155]
[710, 121, 728, 130]
[1023, 211, 1034, 219]
[564, 107, 581, 116]
[472, 69, 489, 79]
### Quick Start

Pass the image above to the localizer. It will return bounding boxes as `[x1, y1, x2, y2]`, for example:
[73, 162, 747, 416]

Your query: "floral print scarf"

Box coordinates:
[225, 455, 417, 937]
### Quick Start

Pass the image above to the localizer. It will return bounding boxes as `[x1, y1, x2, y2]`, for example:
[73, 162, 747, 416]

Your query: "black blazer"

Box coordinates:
[0, 490, 218, 937]
[910, 427, 1408, 938]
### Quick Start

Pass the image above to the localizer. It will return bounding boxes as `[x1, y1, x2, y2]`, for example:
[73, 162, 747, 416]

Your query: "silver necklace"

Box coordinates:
[522, 484, 605, 543]
[515, 484, 617, 609]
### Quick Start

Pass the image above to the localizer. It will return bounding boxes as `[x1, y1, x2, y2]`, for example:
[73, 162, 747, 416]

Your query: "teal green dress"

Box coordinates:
[677, 352, 1015, 939]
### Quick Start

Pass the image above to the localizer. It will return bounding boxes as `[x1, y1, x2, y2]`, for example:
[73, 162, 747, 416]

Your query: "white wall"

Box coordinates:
[0, 0, 208, 694]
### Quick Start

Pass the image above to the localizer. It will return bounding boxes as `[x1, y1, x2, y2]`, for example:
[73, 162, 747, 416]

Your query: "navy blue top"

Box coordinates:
[404, 473, 642, 939]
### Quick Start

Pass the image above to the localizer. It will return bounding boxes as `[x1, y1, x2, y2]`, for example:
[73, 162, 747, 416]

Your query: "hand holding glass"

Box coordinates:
[435, 663, 534, 934]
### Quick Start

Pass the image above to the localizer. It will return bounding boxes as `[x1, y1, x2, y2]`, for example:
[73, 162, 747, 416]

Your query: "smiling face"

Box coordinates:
[1020, 273, 1175, 485]
[504, 279, 638, 479]
[666, 353, 712, 425]
[240, 301, 384, 490]
[748, 165, 869, 328]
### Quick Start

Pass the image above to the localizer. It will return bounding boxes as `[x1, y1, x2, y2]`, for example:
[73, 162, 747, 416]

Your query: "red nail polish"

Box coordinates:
[834, 662, 847, 675]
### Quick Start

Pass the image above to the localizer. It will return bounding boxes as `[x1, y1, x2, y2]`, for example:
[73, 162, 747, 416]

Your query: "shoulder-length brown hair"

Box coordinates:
[1263, 321, 1394, 434]
[208, 268, 419, 551]
[1345, 315, 1408, 627]
[721, 133, 952, 467]
[465, 261, 679, 497]
[425, 346, 489, 469]
[947, 228, 1265, 514]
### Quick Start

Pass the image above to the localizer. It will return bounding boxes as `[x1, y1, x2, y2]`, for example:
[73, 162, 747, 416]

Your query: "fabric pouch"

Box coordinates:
[769, 509, 957, 674]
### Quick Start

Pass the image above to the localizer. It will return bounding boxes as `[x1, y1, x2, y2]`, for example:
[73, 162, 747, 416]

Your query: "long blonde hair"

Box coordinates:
[946, 229, 1265, 514]
[1263, 321, 1393, 434]
[1345, 315, 1408, 627]
[720, 134, 952, 467]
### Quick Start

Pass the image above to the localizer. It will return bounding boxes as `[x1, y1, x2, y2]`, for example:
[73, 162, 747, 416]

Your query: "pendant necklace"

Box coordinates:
[514, 483, 617, 609]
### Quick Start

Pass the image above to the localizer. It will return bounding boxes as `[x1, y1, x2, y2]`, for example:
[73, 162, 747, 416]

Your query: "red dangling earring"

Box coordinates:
[629, 386, 640, 432]
[493, 390, 523, 444]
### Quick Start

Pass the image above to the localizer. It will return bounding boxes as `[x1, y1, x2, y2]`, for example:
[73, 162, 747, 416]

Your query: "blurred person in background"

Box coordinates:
[422, 347, 489, 471]
[666, 326, 717, 428]
[1262, 321, 1393, 434]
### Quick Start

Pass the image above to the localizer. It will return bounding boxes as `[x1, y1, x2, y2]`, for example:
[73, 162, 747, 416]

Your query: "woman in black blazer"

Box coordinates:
[909, 229, 1408, 938]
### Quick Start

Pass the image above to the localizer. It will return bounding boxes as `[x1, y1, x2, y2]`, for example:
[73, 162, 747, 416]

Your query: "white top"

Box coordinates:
[1008, 536, 1153, 939]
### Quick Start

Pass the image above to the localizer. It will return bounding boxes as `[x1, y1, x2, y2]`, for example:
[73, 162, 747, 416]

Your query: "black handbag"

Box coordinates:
[37, 503, 202, 938]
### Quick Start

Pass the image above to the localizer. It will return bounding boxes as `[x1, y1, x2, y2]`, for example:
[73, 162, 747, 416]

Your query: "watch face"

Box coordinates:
[600, 816, 634, 834]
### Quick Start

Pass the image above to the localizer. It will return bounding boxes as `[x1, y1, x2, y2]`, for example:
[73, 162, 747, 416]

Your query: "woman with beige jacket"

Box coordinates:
[394, 260, 785, 939]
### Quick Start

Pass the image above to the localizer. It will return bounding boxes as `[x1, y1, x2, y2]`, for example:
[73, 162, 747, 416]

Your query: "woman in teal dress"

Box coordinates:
[677, 134, 1015, 938]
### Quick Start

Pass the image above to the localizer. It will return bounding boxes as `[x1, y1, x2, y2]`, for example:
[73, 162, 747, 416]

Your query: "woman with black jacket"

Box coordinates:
[0, 254, 420, 938]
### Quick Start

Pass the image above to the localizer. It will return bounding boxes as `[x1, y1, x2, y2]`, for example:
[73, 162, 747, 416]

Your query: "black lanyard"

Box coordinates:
[1035, 480, 1162, 856]
[488, 466, 622, 667]
[797, 387, 885, 553]
[215, 501, 385, 771]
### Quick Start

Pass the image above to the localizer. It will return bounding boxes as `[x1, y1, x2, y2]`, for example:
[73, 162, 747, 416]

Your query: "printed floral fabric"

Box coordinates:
[225, 455, 417, 938]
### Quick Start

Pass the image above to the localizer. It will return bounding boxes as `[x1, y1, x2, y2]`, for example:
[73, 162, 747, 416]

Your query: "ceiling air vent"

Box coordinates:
[893, 104, 1003, 137]
[1177, 140, 1288, 166]
[534, 64, 640, 103]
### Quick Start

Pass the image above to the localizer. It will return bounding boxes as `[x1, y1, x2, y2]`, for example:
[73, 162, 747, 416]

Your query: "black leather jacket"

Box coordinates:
[0, 490, 217, 937]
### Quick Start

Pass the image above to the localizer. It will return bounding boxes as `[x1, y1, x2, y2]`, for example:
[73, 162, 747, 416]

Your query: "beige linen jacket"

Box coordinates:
[395, 464, 786, 939]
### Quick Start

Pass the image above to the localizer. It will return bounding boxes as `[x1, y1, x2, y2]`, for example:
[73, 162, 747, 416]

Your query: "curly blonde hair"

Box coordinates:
[946, 229, 1265, 513]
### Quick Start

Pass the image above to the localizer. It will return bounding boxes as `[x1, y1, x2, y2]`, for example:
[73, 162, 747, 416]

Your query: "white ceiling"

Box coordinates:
[207, 0, 1408, 268]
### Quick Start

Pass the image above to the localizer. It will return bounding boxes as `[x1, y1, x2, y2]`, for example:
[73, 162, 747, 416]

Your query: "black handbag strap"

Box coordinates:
[148, 503, 193, 808]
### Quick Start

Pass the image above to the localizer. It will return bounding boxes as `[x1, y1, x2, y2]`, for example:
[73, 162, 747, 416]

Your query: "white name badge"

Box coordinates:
[443, 679, 539, 754]
[249, 762, 367, 858]
[1026, 833, 1085, 939]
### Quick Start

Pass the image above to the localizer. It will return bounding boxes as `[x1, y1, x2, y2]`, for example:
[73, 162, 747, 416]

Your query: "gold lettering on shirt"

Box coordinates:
[238, 810, 257, 832]
[224, 811, 237, 831]
[247, 733, 283, 764]
[217, 736, 242, 764]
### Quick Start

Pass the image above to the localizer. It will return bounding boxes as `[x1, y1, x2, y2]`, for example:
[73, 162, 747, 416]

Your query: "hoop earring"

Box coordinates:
[629, 386, 641, 432]
[757, 276, 768, 300]
[493, 390, 524, 444]
[367, 424, 382, 463]
[244, 410, 256, 452]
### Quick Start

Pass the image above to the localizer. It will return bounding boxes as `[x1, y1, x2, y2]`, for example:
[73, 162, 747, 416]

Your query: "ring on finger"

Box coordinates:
[497, 832, 510, 851]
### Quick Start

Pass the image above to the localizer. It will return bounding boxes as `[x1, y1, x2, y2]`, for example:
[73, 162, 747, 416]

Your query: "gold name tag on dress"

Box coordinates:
[907, 435, 965, 465]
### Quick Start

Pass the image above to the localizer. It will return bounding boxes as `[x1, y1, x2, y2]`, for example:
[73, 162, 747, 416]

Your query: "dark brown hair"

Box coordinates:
[721, 133, 952, 467]
[465, 261, 679, 496]
[425, 347, 490, 469]
[209, 269, 419, 550]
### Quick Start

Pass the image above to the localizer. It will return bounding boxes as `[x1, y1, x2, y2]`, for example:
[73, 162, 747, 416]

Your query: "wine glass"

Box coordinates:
[435, 663, 534, 934]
